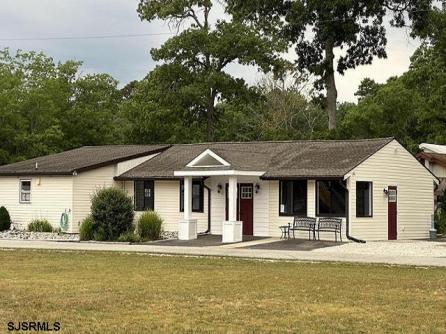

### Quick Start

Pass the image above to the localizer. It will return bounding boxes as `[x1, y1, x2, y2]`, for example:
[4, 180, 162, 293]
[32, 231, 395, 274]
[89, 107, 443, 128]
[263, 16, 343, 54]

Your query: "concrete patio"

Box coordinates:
[0, 236, 446, 267]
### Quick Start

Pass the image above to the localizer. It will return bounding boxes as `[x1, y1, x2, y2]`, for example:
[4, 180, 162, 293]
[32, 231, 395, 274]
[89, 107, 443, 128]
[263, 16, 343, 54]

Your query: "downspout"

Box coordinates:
[344, 178, 366, 243]
[198, 184, 211, 234]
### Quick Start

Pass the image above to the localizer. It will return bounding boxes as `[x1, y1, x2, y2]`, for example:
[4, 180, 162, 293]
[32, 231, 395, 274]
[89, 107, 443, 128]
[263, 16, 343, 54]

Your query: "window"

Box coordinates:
[356, 182, 373, 217]
[316, 180, 346, 216]
[279, 180, 307, 216]
[134, 180, 154, 211]
[180, 179, 204, 213]
[19, 179, 31, 203]
[240, 186, 253, 199]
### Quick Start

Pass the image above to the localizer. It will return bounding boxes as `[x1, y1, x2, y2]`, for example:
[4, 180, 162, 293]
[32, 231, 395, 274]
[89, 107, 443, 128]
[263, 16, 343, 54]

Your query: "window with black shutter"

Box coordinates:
[134, 180, 154, 211]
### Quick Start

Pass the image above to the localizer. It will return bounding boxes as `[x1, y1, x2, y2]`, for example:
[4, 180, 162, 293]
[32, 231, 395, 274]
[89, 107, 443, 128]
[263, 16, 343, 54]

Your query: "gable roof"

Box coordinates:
[0, 145, 170, 176]
[116, 138, 394, 180]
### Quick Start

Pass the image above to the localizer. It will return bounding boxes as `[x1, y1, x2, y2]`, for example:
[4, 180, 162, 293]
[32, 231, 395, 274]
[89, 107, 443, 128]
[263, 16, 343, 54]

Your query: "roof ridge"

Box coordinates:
[171, 137, 394, 146]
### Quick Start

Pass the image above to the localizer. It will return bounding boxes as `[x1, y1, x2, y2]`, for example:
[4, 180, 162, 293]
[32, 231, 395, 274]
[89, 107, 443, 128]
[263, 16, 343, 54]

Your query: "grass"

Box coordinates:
[0, 250, 445, 333]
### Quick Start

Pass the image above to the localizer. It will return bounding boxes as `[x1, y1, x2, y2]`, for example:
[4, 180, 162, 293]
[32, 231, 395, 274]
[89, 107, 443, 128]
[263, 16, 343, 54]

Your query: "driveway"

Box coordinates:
[0, 237, 446, 267]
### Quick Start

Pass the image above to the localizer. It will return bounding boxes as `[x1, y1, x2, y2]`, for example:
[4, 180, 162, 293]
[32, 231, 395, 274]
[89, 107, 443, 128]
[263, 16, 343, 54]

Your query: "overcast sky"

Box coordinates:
[0, 0, 420, 102]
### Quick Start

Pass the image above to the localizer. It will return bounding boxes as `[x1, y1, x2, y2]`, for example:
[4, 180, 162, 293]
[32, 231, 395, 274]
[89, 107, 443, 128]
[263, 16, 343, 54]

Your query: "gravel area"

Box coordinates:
[313, 240, 446, 257]
[0, 230, 79, 241]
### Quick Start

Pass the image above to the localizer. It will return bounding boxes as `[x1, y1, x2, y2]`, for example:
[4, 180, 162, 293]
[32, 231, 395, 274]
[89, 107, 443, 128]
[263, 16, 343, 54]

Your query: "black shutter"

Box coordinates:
[134, 181, 145, 211]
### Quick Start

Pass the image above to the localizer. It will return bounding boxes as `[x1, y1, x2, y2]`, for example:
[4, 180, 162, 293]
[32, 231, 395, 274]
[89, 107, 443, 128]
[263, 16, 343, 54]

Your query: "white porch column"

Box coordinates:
[178, 176, 197, 240]
[184, 176, 192, 221]
[222, 176, 243, 243]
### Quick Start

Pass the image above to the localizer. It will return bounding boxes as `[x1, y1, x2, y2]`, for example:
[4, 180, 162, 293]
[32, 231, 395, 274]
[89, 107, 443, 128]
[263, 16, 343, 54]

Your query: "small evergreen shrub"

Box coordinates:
[90, 187, 134, 241]
[435, 190, 446, 235]
[137, 211, 163, 241]
[28, 219, 53, 232]
[79, 215, 94, 241]
[117, 229, 141, 243]
[0, 206, 11, 231]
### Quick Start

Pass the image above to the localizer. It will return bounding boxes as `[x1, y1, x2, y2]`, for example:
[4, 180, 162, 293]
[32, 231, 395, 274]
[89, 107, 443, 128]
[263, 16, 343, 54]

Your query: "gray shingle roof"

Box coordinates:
[0, 145, 170, 176]
[116, 138, 394, 180]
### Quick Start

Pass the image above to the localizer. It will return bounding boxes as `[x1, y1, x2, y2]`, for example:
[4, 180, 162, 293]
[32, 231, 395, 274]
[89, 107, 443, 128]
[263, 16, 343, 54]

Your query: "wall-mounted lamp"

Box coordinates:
[217, 184, 222, 194]
[383, 187, 388, 195]
[255, 184, 260, 193]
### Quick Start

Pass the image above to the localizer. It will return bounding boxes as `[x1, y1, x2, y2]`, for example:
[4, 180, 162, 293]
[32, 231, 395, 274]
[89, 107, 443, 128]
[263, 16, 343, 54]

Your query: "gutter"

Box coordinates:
[344, 179, 366, 243]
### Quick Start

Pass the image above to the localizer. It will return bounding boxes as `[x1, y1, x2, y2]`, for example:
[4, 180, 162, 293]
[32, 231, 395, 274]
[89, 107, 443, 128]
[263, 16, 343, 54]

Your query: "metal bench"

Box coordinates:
[290, 217, 317, 240]
[317, 218, 342, 242]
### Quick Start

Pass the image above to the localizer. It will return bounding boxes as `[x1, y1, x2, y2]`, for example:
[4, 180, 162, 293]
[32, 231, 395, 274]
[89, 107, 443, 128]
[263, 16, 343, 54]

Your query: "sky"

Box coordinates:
[0, 0, 420, 102]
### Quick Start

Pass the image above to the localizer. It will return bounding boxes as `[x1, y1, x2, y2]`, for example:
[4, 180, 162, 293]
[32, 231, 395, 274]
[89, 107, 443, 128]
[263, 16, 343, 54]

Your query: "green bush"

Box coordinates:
[0, 206, 11, 231]
[137, 211, 163, 241]
[28, 219, 53, 232]
[117, 229, 141, 243]
[435, 210, 446, 235]
[79, 215, 94, 241]
[91, 187, 134, 241]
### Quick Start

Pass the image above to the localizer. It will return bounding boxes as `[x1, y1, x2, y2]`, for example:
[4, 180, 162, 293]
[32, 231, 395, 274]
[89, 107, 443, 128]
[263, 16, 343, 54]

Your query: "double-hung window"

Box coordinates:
[356, 181, 373, 217]
[180, 179, 204, 213]
[20, 179, 31, 203]
[279, 180, 307, 216]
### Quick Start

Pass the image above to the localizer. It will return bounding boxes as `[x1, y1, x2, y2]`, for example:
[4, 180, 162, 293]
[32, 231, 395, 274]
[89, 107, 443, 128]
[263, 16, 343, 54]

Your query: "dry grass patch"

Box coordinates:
[0, 249, 445, 333]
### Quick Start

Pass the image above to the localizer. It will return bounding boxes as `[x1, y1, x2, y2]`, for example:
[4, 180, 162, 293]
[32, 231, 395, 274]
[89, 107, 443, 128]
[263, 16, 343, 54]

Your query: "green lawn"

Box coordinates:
[0, 250, 445, 333]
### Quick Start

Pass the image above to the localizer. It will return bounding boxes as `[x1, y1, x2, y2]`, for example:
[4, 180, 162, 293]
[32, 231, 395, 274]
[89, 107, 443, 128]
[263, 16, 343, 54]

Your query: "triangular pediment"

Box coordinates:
[186, 149, 231, 167]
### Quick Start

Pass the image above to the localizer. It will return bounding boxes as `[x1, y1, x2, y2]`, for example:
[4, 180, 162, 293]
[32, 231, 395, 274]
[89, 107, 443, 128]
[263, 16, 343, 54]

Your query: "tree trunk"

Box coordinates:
[206, 89, 216, 141]
[324, 40, 337, 130]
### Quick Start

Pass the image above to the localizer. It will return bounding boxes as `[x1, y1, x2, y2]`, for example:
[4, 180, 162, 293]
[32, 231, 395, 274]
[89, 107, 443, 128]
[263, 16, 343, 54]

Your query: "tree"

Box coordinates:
[0, 48, 123, 164]
[137, 0, 287, 141]
[228, 0, 432, 130]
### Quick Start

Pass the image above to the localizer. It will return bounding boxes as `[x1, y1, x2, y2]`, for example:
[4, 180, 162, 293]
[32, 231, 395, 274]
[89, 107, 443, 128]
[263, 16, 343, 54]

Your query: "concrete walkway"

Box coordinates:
[1, 239, 446, 267]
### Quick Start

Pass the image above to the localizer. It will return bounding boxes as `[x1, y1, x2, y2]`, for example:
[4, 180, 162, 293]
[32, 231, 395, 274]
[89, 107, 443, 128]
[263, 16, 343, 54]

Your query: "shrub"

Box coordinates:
[137, 211, 163, 241]
[79, 215, 94, 241]
[91, 187, 134, 241]
[0, 206, 11, 231]
[28, 219, 53, 232]
[435, 210, 446, 235]
[117, 229, 141, 243]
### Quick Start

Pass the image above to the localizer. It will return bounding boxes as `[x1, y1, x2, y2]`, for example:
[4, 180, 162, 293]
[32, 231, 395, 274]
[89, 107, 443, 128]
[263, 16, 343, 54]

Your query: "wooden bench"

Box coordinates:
[317, 218, 342, 242]
[289, 217, 317, 240]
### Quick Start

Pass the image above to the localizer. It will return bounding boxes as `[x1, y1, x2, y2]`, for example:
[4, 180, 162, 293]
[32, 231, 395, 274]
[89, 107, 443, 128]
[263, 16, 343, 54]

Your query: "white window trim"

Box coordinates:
[186, 149, 231, 167]
[19, 179, 32, 204]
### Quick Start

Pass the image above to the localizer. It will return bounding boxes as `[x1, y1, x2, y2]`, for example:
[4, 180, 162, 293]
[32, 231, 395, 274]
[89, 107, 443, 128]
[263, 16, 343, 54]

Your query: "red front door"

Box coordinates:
[225, 183, 254, 235]
[239, 184, 254, 235]
[388, 186, 397, 240]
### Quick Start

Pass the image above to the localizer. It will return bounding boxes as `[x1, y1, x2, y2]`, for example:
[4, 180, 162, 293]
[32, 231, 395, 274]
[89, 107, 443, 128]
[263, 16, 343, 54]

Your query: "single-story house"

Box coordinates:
[0, 145, 169, 232]
[0, 138, 437, 242]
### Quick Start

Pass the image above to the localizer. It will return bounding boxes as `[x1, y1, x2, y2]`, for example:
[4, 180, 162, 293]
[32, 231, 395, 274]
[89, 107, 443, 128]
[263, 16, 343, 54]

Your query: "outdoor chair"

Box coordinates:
[316, 217, 342, 242]
[289, 217, 316, 240]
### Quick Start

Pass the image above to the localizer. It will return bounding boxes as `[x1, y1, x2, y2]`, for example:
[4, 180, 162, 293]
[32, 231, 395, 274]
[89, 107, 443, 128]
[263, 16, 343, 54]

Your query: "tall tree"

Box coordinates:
[228, 0, 432, 130]
[137, 0, 287, 141]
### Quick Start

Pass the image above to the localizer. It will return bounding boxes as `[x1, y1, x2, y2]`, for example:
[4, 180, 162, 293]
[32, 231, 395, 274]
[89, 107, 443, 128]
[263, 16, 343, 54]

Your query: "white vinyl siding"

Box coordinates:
[0, 176, 73, 230]
[124, 180, 209, 233]
[72, 166, 117, 233]
[348, 140, 435, 240]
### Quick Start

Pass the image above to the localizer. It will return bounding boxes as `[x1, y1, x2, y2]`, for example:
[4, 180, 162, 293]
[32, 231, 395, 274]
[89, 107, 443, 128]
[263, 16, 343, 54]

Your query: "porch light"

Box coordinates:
[217, 184, 222, 193]
[383, 187, 388, 195]
[255, 184, 260, 193]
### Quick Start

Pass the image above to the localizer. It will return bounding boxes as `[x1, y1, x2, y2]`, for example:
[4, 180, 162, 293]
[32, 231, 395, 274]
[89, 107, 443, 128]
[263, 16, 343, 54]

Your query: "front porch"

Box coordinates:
[144, 233, 344, 251]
